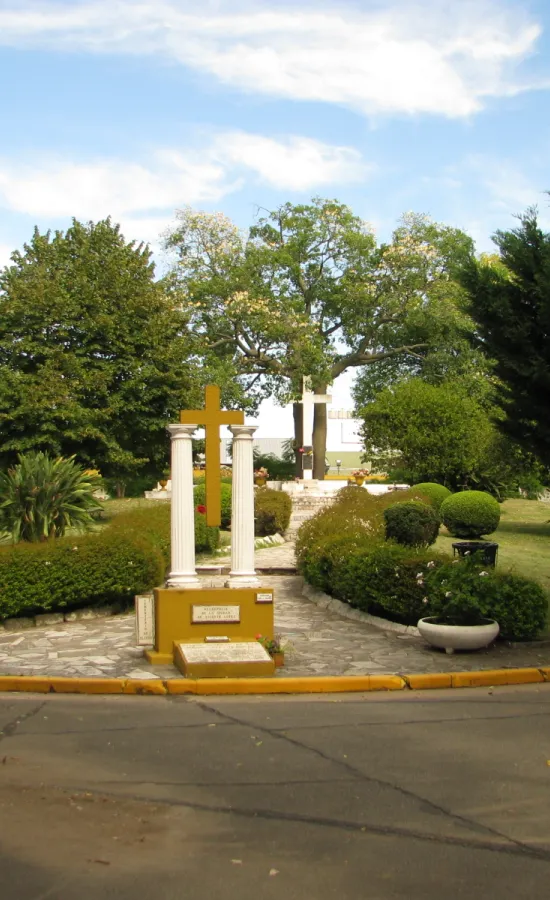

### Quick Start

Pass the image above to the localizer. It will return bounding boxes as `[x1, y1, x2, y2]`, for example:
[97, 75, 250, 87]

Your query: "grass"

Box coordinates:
[436, 498, 550, 630]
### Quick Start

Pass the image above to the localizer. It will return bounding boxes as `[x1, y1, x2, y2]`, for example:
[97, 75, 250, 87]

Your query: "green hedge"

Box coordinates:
[332, 543, 447, 625]
[0, 532, 165, 621]
[0, 502, 219, 622]
[296, 485, 547, 639]
[254, 488, 292, 536]
[441, 490, 501, 538]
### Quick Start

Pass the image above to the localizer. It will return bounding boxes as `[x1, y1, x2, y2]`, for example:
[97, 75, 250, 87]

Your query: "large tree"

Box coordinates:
[458, 210, 550, 467]
[0, 219, 204, 491]
[165, 199, 473, 478]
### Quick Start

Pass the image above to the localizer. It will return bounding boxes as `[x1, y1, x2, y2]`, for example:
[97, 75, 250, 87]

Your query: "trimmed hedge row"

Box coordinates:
[0, 532, 164, 621]
[0, 501, 220, 622]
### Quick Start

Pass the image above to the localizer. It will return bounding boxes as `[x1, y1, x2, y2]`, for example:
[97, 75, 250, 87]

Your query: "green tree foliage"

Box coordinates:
[459, 210, 550, 467]
[359, 379, 494, 489]
[0, 452, 103, 542]
[0, 219, 201, 491]
[165, 201, 472, 477]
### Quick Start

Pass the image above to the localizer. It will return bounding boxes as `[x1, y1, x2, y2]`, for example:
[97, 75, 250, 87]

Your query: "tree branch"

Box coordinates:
[331, 343, 430, 379]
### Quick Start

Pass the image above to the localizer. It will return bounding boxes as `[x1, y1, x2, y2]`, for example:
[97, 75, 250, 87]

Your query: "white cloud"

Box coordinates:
[212, 132, 369, 189]
[0, 131, 368, 247]
[0, 1, 546, 119]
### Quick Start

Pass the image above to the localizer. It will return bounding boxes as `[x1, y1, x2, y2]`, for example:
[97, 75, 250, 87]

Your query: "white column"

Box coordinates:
[166, 424, 201, 589]
[226, 425, 260, 588]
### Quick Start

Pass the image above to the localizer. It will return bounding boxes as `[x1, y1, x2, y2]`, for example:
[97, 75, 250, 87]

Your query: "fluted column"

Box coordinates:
[166, 424, 201, 589]
[226, 425, 260, 588]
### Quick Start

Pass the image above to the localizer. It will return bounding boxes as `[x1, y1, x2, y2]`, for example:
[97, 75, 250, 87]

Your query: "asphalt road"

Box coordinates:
[1, 685, 550, 899]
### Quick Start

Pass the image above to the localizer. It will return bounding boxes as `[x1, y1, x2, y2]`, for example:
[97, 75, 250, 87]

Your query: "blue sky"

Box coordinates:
[1, 0, 549, 433]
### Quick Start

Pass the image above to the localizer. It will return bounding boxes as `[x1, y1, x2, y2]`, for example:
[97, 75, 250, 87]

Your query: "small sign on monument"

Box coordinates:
[135, 595, 155, 646]
[192, 605, 240, 624]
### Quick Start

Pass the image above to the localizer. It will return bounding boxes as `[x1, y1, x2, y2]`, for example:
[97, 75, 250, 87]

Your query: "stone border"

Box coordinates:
[301, 581, 420, 636]
[0, 604, 121, 633]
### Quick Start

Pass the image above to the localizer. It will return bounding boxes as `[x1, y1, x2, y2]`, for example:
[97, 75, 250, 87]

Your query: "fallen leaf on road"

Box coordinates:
[89, 859, 110, 866]
[231, 860, 242, 865]
[269, 869, 279, 877]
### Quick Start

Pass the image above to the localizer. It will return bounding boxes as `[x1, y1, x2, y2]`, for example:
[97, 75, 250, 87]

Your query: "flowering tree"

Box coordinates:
[165, 200, 472, 478]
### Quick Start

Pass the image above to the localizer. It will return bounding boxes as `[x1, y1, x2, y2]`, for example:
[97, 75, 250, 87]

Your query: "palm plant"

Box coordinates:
[0, 452, 104, 542]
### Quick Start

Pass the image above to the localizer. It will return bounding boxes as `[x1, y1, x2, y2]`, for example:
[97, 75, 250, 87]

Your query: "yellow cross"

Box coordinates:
[180, 385, 244, 527]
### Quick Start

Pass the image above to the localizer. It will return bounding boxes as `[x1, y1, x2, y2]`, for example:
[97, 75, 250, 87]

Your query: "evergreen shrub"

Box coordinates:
[440, 490, 501, 538]
[254, 488, 292, 536]
[384, 501, 440, 547]
[412, 482, 452, 512]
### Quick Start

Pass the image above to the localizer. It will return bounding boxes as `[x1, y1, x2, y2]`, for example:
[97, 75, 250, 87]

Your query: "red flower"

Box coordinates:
[196, 505, 206, 515]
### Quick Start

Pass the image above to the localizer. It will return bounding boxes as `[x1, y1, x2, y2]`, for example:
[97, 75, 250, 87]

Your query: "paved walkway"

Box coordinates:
[0, 543, 549, 679]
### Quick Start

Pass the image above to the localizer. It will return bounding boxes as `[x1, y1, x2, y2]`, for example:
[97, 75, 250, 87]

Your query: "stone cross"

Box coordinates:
[179, 385, 244, 527]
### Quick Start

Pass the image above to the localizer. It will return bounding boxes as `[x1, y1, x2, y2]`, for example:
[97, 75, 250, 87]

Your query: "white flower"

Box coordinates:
[416, 572, 423, 578]
[464, 550, 471, 556]
[479, 571, 489, 577]
[422, 597, 429, 604]
[417, 579, 424, 586]
[72, 546, 78, 551]
[445, 591, 452, 598]
[427, 561, 436, 569]
[44, 561, 51, 566]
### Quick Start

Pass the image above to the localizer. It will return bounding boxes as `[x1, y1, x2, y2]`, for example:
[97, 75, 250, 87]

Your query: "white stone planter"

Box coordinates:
[417, 617, 500, 654]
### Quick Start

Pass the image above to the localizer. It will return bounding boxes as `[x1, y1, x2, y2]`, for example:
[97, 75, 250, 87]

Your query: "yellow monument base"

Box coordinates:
[174, 640, 275, 678]
[144, 586, 275, 667]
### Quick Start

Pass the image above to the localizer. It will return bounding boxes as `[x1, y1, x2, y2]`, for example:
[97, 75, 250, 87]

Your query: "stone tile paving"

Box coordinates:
[0, 543, 548, 679]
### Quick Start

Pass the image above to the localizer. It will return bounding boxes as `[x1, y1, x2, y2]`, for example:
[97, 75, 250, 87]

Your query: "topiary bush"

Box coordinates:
[194, 482, 232, 530]
[426, 558, 547, 639]
[0, 531, 165, 621]
[440, 490, 501, 538]
[384, 501, 440, 548]
[412, 483, 452, 512]
[254, 488, 292, 536]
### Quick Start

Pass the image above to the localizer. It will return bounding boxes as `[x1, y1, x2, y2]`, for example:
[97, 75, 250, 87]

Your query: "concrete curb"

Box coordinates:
[0, 667, 549, 695]
[301, 582, 420, 636]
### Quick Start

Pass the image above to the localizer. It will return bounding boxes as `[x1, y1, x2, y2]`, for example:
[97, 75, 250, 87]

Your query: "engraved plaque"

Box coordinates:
[178, 641, 271, 664]
[192, 605, 240, 624]
[135, 595, 155, 646]
[256, 592, 273, 604]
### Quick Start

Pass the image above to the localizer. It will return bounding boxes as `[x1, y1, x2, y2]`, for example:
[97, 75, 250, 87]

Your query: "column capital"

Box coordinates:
[167, 423, 197, 440]
[229, 424, 258, 440]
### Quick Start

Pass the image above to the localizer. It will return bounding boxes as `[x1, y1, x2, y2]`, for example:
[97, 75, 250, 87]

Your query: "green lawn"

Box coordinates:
[435, 498, 550, 605]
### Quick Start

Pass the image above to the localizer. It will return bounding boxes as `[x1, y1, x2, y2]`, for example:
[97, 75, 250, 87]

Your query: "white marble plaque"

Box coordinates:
[135, 595, 155, 646]
[192, 605, 240, 624]
[256, 592, 273, 604]
[178, 641, 271, 664]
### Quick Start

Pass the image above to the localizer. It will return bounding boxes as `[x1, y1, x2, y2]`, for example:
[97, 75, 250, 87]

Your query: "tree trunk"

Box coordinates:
[115, 481, 126, 498]
[313, 384, 328, 480]
[293, 402, 303, 478]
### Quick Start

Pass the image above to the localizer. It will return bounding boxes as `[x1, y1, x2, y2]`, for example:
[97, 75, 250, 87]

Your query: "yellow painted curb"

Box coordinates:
[0, 668, 548, 696]
[450, 668, 544, 689]
[405, 673, 453, 690]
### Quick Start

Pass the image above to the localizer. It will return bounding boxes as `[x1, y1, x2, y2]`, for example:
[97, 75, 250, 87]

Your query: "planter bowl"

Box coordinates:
[417, 616, 499, 654]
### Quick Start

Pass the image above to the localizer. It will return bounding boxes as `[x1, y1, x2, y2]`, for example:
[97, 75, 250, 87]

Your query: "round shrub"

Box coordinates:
[440, 490, 501, 538]
[384, 501, 440, 548]
[412, 483, 452, 512]
[194, 482, 231, 530]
